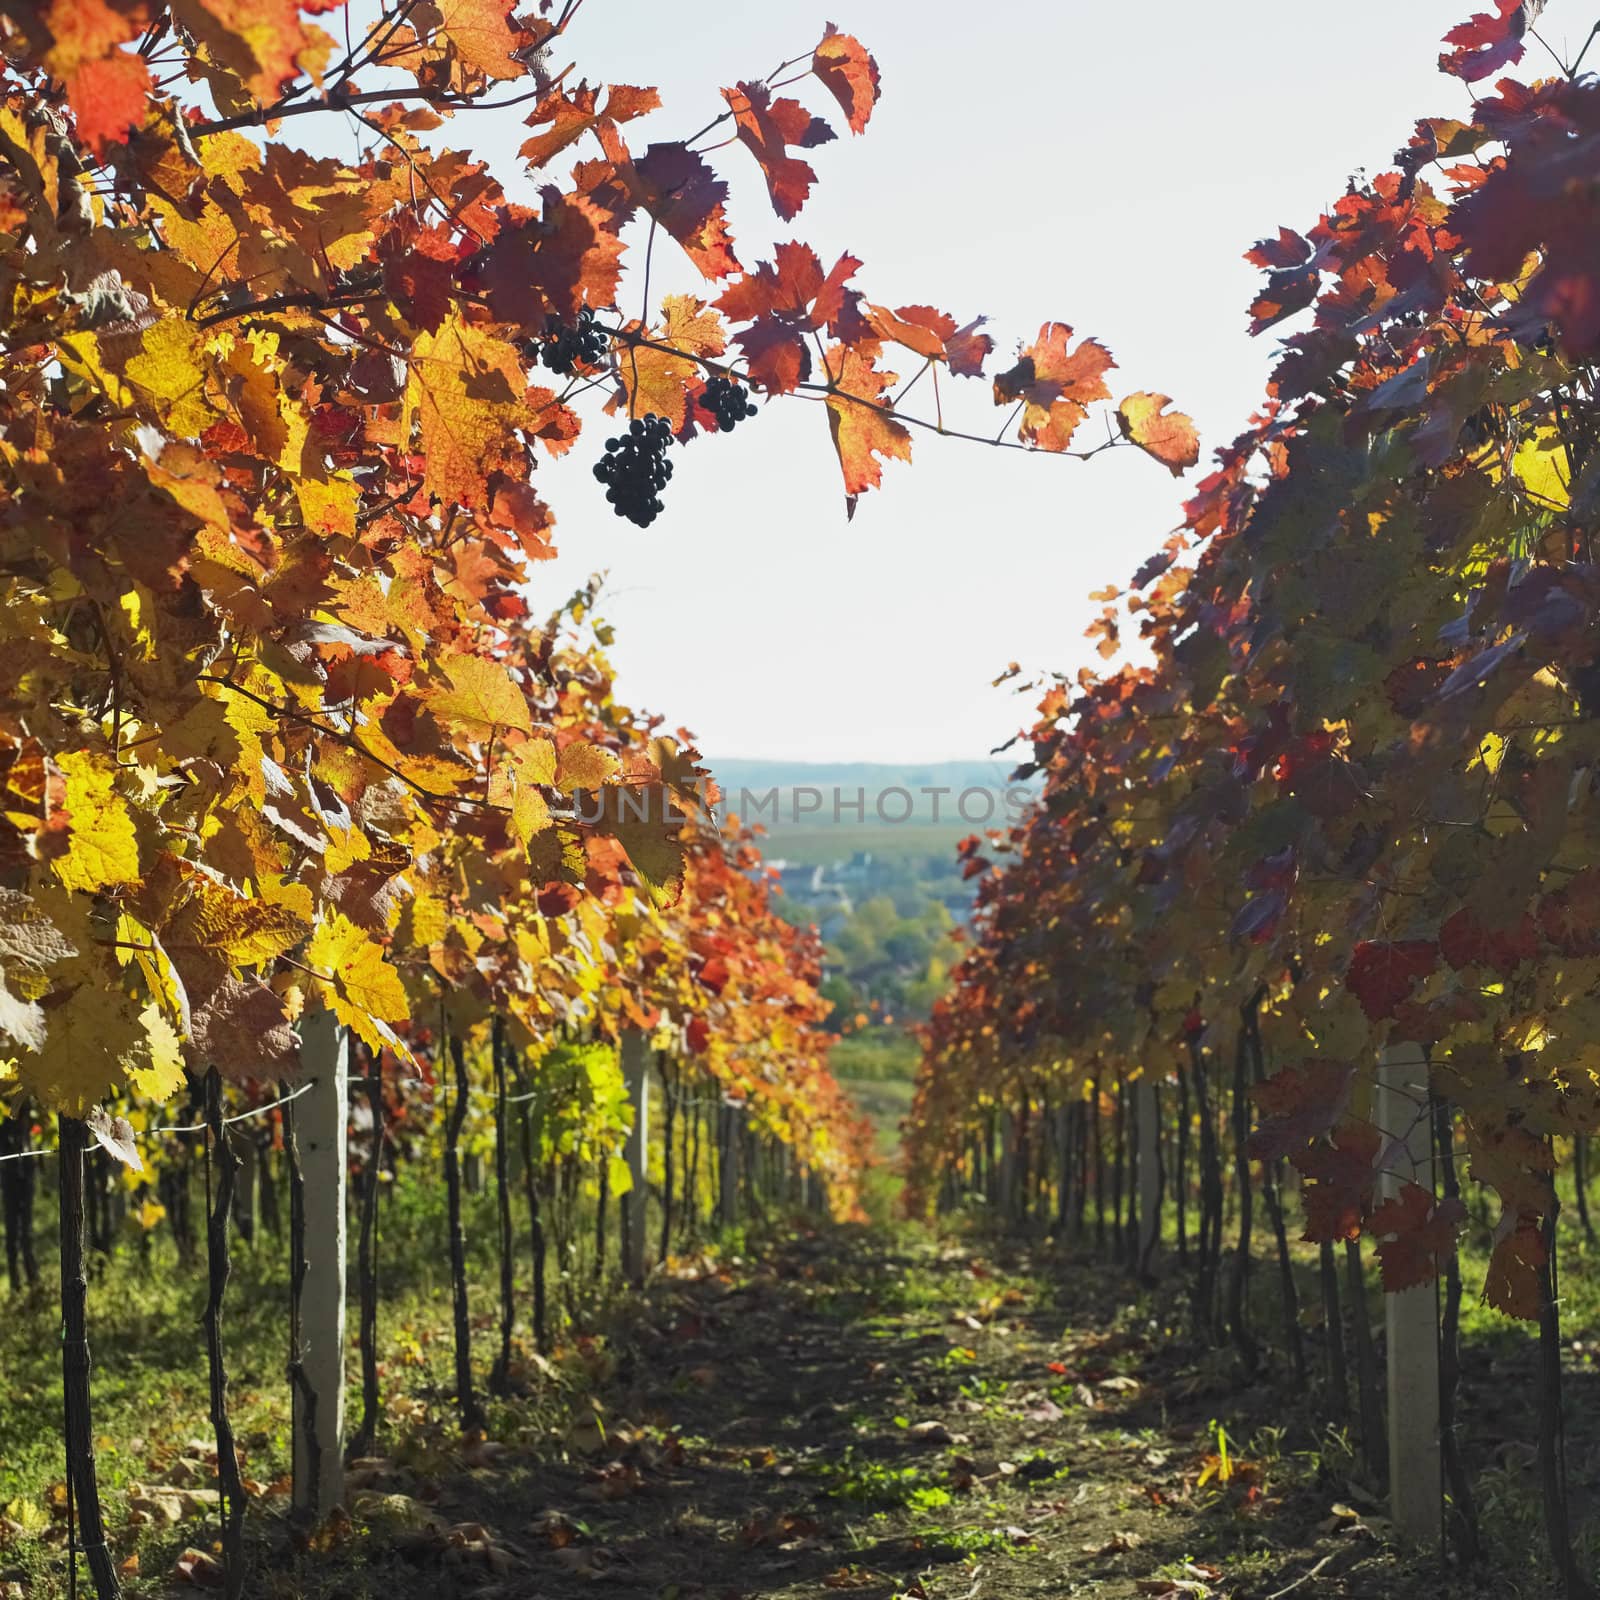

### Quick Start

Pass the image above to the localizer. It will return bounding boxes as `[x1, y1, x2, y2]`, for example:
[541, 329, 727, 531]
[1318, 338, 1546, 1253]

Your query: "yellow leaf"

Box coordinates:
[325, 824, 372, 875]
[306, 912, 410, 1053]
[172, 873, 311, 967]
[429, 654, 533, 736]
[129, 1003, 186, 1102]
[123, 319, 216, 439]
[556, 740, 620, 792]
[298, 474, 359, 535]
[618, 296, 726, 431]
[52, 752, 140, 893]
[406, 311, 525, 509]
[1512, 429, 1571, 509]
[20, 981, 144, 1116]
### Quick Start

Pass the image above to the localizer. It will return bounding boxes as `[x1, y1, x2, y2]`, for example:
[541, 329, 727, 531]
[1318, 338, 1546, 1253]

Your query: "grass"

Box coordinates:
[5, 1151, 1600, 1598]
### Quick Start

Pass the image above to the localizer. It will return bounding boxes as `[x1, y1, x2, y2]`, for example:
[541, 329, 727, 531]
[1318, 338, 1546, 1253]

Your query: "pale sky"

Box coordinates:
[469, 0, 1588, 763]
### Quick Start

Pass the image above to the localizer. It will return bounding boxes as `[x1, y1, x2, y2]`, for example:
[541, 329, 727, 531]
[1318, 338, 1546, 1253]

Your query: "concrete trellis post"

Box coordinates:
[1380, 1040, 1440, 1544]
[294, 1009, 348, 1518]
[621, 1027, 650, 1284]
[1136, 1074, 1160, 1270]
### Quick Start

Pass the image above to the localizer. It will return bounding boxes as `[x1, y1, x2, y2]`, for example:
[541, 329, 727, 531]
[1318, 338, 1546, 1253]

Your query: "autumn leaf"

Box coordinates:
[165, 870, 311, 967]
[556, 740, 621, 792]
[722, 80, 834, 222]
[1116, 392, 1199, 476]
[52, 751, 141, 894]
[864, 304, 991, 377]
[618, 296, 727, 432]
[84, 1105, 141, 1171]
[19, 0, 153, 155]
[171, 0, 328, 107]
[519, 82, 660, 171]
[1483, 1211, 1546, 1321]
[407, 311, 527, 510]
[1369, 1184, 1465, 1293]
[1439, 0, 1529, 81]
[812, 23, 880, 135]
[426, 654, 535, 739]
[993, 324, 1115, 452]
[21, 981, 146, 1116]
[625, 142, 740, 280]
[306, 912, 410, 1055]
[824, 344, 912, 513]
[1345, 940, 1439, 1022]
[1295, 1119, 1383, 1243]
[189, 974, 300, 1079]
[128, 1002, 186, 1102]
[715, 243, 861, 395]
[419, 0, 528, 84]
[1248, 1059, 1353, 1161]
[480, 187, 627, 328]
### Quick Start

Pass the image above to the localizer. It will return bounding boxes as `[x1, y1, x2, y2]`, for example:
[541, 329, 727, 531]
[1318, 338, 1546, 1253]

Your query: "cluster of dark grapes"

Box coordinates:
[699, 374, 759, 431]
[540, 308, 609, 375]
[593, 415, 674, 528]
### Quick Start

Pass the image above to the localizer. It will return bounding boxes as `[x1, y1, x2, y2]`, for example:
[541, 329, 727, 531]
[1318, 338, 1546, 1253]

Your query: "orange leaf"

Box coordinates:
[812, 24, 880, 135]
[1116, 392, 1200, 475]
[28, 0, 153, 155]
[994, 324, 1115, 452]
[824, 345, 912, 514]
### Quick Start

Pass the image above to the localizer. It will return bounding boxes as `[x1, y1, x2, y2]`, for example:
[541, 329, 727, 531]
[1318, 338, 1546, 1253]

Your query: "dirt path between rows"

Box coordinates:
[268, 1226, 1489, 1600]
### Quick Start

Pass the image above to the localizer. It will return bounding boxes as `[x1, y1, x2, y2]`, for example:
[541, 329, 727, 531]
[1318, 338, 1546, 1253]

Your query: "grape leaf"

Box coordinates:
[1116, 392, 1200, 476]
[51, 751, 140, 893]
[993, 324, 1115, 452]
[722, 80, 835, 222]
[812, 23, 880, 135]
[428, 654, 535, 737]
[306, 912, 411, 1055]
[824, 344, 912, 513]
[1345, 940, 1439, 1022]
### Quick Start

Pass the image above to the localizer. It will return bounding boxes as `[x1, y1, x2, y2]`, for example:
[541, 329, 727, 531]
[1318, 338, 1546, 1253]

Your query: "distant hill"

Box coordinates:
[702, 757, 1036, 845]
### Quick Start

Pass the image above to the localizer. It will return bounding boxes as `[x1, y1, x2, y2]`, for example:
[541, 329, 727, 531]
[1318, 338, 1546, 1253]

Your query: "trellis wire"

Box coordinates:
[0, 1080, 319, 1163]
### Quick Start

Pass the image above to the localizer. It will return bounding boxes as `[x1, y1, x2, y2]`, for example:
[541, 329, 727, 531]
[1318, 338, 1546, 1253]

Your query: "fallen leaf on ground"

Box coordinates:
[174, 1548, 224, 1587]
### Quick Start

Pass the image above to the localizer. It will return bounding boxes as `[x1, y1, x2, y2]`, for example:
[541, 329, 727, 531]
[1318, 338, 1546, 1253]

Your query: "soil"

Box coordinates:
[226, 1226, 1514, 1600]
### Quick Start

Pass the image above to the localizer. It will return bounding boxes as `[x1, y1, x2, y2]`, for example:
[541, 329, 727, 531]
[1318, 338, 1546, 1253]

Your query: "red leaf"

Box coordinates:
[715, 244, 861, 394]
[1249, 1059, 1354, 1161]
[628, 142, 740, 280]
[66, 42, 153, 156]
[1345, 940, 1439, 1022]
[722, 81, 835, 222]
[1537, 864, 1600, 955]
[1295, 1120, 1382, 1242]
[1439, 907, 1537, 975]
[1369, 1185, 1465, 1292]
[1439, 0, 1529, 82]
